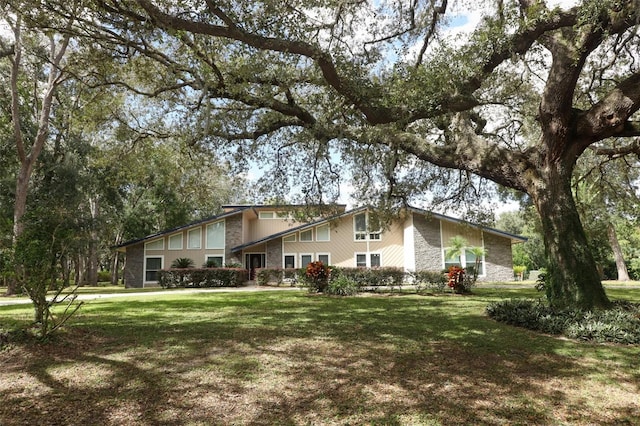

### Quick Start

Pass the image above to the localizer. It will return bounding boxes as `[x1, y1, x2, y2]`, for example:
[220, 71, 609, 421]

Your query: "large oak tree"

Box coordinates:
[36, 0, 640, 309]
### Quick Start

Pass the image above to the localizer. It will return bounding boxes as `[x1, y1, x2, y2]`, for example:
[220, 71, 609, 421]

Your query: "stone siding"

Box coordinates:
[266, 238, 283, 268]
[413, 215, 443, 271]
[124, 243, 144, 288]
[483, 233, 514, 282]
[225, 214, 243, 265]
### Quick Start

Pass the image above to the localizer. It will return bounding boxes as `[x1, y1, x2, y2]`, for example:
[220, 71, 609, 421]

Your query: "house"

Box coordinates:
[115, 204, 526, 288]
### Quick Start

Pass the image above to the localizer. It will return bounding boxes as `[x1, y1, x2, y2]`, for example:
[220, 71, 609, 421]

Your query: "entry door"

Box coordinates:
[246, 253, 266, 280]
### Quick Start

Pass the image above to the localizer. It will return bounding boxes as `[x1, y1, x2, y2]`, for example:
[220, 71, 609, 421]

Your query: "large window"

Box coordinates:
[300, 229, 313, 242]
[316, 224, 330, 241]
[168, 233, 182, 250]
[353, 213, 381, 241]
[187, 228, 201, 249]
[205, 255, 223, 268]
[318, 253, 330, 265]
[443, 249, 484, 275]
[206, 221, 225, 249]
[145, 257, 162, 282]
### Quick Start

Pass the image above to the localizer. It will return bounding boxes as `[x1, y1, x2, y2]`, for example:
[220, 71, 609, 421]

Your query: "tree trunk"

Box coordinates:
[531, 166, 611, 310]
[607, 223, 630, 281]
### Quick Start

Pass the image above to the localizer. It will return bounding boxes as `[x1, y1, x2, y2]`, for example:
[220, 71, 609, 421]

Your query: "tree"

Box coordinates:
[35, 0, 640, 309]
[572, 149, 640, 281]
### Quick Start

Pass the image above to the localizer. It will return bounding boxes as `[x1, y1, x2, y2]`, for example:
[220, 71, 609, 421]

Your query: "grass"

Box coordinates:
[0, 288, 639, 425]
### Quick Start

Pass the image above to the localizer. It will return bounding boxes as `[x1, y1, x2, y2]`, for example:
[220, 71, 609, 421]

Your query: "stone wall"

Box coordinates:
[225, 213, 244, 265]
[124, 243, 144, 288]
[413, 215, 443, 272]
[483, 233, 514, 282]
[266, 238, 283, 268]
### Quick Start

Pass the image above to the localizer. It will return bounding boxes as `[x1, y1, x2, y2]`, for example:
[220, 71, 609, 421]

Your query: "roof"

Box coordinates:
[113, 206, 252, 250]
[407, 207, 528, 243]
[231, 205, 526, 252]
[114, 204, 526, 252]
[230, 206, 368, 253]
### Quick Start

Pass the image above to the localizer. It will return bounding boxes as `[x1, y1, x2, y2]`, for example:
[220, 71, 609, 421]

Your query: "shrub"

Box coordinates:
[332, 267, 407, 290]
[158, 268, 247, 288]
[256, 268, 305, 286]
[412, 270, 447, 293]
[171, 257, 195, 269]
[486, 298, 640, 345]
[305, 261, 331, 292]
[97, 270, 111, 282]
[326, 276, 360, 296]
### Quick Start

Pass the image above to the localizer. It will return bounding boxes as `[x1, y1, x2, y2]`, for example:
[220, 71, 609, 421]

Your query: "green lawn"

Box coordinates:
[1, 288, 639, 425]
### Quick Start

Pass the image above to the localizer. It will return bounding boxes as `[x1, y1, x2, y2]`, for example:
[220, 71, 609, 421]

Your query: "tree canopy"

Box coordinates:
[4, 0, 640, 308]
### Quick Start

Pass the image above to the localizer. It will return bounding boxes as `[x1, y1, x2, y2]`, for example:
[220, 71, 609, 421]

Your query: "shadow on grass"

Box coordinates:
[1, 290, 639, 425]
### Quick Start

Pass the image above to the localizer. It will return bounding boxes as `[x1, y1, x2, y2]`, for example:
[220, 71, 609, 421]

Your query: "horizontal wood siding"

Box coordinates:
[440, 220, 483, 248]
[282, 215, 405, 268]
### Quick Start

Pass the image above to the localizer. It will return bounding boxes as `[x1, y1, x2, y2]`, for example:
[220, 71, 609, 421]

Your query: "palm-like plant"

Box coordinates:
[171, 257, 195, 269]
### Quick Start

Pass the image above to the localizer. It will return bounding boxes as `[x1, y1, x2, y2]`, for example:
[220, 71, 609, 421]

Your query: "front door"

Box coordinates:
[246, 253, 265, 280]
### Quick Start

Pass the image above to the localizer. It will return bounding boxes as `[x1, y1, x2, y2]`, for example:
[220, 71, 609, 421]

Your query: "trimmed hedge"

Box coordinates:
[158, 268, 247, 288]
[255, 268, 306, 286]
[412, 270, 447, 293]
[486, 298, 640, 345]
[332, 267, 406, 289]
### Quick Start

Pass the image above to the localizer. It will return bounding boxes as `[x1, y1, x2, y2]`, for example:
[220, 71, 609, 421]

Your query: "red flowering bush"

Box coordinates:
[305, 261, 331, 292]
[447, 266, 466, 294]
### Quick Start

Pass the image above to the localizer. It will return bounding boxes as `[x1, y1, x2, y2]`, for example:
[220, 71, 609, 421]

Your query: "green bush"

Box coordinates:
[412, 270, 447, 293]
[486, 298, 640, 345]
[171, 257, 195, 269]
[332, 267, 407, 290]
[97, 270, 111, 282]
[326, 276, 360, 296]
[255, 268, 305, 286]
[158, 268, 247, 288]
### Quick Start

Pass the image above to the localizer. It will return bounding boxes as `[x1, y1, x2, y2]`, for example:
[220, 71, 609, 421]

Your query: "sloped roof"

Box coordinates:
[231, 205, 526, 253]
[114, 206, 252, 250]
[230, 206, 369, 253]
[407, 206, 527, 243]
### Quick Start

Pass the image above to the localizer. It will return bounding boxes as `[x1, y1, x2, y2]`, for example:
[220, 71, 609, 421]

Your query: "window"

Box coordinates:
[145, 239, 164, 251]
[284, 255, 295, 269]
[301, 254, 313, 267]
[354, 212, 381, 241]
[283, 234, 296, 243]
[145, 257, 162, 282]
[316, 224, 330, 241]
[443, 249, 484, 275]
[206, 221, 225, 249]
[444, 251, 461, 271]
[168, 233, 182, 250]
[318, 254, 330, 265]
[187, 228, 201, 249]
[355, 253, 382, 268]
[259, 211, 274, 219]
[205, 255, 223, 268]
[354, 213, 367, 240]
[300, 229, 313, 242]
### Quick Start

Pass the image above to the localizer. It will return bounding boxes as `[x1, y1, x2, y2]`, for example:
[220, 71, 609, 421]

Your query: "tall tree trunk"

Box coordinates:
[607, 223, 630, 281]
[531, 165, 611, 310]
[87, 197, 99, 286]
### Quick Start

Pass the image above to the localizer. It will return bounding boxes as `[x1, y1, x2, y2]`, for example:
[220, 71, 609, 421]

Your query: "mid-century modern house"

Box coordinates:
[115, 204, 526, 288]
